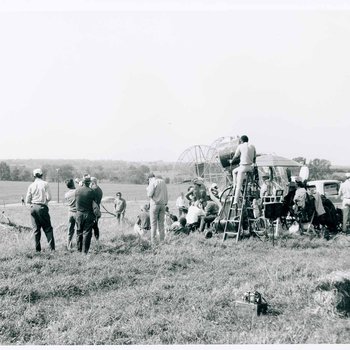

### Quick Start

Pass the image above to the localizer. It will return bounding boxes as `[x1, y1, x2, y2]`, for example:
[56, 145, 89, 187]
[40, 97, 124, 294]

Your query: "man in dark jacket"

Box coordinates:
[75, 174, 97, 254]
[90, 177, 103, 241]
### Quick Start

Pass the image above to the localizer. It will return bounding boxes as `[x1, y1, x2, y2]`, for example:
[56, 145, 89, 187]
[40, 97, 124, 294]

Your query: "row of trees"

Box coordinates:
[0, 161, 171, 184]
[0, 158, 348, 183]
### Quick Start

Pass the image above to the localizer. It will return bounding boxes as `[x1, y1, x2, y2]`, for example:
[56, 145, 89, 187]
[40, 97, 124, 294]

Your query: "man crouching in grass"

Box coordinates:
[75, 174, 97, 254]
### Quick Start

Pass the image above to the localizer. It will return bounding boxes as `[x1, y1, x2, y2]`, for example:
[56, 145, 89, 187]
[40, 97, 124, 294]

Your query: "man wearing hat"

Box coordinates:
[339, 173, 350, 234]
[25, 168, 55, 252]
[146, 173, 168, 245]
[75, 174, 98, 254]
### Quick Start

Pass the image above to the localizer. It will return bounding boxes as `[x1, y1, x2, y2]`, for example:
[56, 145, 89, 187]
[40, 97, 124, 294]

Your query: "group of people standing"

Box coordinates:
[25, 168, 170, 253]
[25, 169, 105, 254]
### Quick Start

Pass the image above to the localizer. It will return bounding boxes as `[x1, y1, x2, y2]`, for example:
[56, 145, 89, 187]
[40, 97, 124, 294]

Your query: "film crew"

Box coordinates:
[231, 135, 256, 205]
[90, 177, 103, 241]
[64, 179, 77, 250]
[114, 192, 127, 227]
[25, 168, 55, 252]
[146, 173, 168, 245]
[75, 174, 98, 254]
[339, 172, 350, 234]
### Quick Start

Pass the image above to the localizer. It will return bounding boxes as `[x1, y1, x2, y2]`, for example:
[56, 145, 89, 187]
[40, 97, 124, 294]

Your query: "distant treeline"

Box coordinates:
[0, 157, 349, 184]
[0, 160, 174, 184]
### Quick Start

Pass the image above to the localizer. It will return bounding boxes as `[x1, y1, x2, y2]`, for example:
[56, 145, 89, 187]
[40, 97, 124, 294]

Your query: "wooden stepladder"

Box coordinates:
[222, 171, 255, 243]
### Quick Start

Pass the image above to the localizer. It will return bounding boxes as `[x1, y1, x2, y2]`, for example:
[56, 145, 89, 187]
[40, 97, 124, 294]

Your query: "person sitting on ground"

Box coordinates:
[134, 203, 151, 236]
[164, 206, 174, 233]
[186, 200, 205, 232]
[168, 214, 180, 232]
[199, 196, 220, 232]
[172, 217, 190, 235]
[294, 178, 315, 224]
[180, 207, 188, 219]
[186, 178, 208, 208]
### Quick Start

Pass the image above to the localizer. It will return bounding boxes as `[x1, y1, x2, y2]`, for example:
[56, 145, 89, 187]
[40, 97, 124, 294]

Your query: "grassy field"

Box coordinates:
[1, 183, 350, 345]
[0, 181, 190, 207]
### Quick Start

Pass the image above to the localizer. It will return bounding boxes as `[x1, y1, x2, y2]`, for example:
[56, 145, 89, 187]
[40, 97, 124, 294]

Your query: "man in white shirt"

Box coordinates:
[175, 192, 187, 216]
[339, 172, 350, 233]
[26, 168, 55, 252]
[186, 200, 205, 231]
[147, 173, 168, 245]
[231, 135, 256, 204]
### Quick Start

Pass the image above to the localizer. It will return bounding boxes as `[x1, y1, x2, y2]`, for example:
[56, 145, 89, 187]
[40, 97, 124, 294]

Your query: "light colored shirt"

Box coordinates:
[234, 142, 256, 166]
[186, 205, 205, 224]
[339, 179, 350, 199]
[147, 178, 168, 206]
[26, 178, 52, 205]
[176, 196, 187, 208]
[114, 198, 127, 213]
[64, 189, 77, 212]
[294, 187, 307, 208]
[312, 191, 326, 216]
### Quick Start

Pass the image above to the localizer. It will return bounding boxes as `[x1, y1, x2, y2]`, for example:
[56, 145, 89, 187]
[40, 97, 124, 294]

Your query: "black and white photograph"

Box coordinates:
[0, 0, 350, 347]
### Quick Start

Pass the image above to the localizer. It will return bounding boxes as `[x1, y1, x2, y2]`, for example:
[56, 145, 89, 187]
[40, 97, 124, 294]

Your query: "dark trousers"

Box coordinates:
[76, 211, 95, 254]
[199, 215, 217, 232]
[30, 204, 55, 252]
[67, 212, 77, 247]
[92, 218, 99, 240]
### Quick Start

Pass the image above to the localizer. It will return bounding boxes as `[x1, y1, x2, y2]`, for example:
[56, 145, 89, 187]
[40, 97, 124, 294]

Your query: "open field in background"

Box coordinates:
[1, 202, 350, 344]
[0, 181, 190, 207]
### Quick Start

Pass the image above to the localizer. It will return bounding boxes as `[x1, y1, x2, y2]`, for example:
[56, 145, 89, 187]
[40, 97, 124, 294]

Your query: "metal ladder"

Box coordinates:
[222, 171, 255, 242]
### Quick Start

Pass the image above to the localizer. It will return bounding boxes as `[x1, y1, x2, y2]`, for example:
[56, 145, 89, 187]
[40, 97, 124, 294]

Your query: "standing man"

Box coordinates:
[339, 173, 350, 234]
[231, 135, 256, 205]
[146, 173, 168, 245]
[114, 192, 127, 227]
[26, 168, 55, 252]
[64, 179, 77, 250]
[75, 174, 97, 254]
[90, 177, 103, 241]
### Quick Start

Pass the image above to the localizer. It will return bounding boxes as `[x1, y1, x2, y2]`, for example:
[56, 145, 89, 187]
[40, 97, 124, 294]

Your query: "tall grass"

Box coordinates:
[1, 201, 350, 344]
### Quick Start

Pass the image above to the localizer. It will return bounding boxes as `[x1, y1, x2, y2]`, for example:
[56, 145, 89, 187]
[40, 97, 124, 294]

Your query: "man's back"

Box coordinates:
[65, 189, 76, 212]
[76, 186, 96, 212]
[237, 142, 256, 165]
[147, 178, 168, 205]
[26, 178, 52, 205]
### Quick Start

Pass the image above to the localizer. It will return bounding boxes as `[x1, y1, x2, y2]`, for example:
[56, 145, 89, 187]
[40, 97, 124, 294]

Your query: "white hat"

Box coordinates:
[33, 168, 43, 176]
[210, 183, 218, 189]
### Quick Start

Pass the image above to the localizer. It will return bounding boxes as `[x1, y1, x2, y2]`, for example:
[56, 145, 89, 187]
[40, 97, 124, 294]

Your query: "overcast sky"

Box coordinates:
[0, 0, 349, 165]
